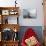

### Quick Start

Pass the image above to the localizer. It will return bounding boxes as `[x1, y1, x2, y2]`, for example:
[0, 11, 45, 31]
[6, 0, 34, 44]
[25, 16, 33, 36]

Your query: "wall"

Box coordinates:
[18, 0, 44, 26]
[0, 0, 44, 26]
[18, 0, 43, 26]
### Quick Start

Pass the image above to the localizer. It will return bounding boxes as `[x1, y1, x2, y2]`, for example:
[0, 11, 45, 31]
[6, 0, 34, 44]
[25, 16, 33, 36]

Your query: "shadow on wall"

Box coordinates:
[18, 26, 43, 44]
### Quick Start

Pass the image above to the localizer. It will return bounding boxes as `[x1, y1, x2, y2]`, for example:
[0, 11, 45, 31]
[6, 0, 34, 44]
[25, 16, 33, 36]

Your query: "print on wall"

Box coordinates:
[23, 9, 37, 19]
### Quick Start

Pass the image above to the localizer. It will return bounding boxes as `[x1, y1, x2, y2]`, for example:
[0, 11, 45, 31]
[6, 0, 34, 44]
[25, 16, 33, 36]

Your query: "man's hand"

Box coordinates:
[25, 36, 38, 46]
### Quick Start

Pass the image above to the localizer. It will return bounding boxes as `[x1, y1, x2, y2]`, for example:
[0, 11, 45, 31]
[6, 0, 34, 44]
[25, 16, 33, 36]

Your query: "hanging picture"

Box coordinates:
[8, 16, 18, 24]
[23, 9, 37, 19]
[2, 10, 9, 15]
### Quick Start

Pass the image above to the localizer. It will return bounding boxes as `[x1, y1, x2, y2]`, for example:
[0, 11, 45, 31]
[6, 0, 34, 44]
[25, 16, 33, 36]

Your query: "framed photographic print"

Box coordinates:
[8, 16, 18, 24]
[2, 28, 13, 41]
[10, 11, 15, 15]
[23, 9, 37, 19]
[9, 9, 18, 15]
[2, 10, 9, 15]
